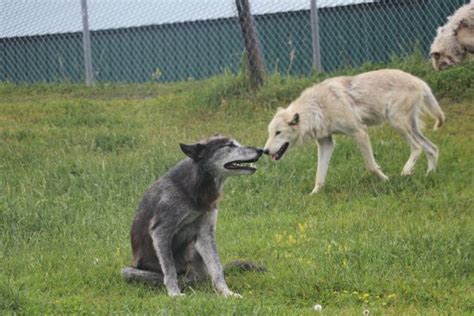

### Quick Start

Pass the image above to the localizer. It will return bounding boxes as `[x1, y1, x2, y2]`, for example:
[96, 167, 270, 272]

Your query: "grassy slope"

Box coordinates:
[0, 59, 473, 315]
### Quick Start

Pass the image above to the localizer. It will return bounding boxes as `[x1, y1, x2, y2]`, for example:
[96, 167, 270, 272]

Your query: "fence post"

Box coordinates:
[235, 0, 266, 88]
[81, 0, 93, 85]
[310, 0, 323, 72]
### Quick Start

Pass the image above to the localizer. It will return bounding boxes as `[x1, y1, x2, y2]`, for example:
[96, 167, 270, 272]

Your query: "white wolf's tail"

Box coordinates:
[422, 83, 445, 130]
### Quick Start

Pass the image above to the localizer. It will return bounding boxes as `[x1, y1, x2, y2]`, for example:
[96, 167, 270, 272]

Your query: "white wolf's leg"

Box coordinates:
[411, 124, 439, 174]
[391, 121, 423, 176]
[311, 136, 335, 195]
[195, 209, 241, 298]
[401, 139, 423, 176]
[351, 128, 389, 181]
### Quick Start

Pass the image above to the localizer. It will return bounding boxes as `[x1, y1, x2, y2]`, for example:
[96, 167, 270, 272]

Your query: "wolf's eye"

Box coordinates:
[275, 131, 281, 136]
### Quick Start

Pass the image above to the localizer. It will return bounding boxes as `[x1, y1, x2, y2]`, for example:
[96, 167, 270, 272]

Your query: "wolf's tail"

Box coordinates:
[224, 260, 267, 273]
[422, 83, 445, 130]
[122, 261, 265, 286]
[122, 267, 163, 285]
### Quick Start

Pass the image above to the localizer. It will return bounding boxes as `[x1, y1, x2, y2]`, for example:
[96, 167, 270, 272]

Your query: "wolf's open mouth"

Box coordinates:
[224, 157, 259, 171]
[272, 142, 289, 161]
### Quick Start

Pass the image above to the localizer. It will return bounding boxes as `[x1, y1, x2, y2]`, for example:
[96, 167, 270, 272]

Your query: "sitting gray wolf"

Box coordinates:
[430, 3, 474, 70]
[263, 69, 445, 194]
[122, 135, 263, 297]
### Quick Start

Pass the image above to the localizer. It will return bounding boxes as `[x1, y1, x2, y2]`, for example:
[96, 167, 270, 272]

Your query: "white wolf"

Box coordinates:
[430, 3, 474, 70]
[263, 69, 445, 194]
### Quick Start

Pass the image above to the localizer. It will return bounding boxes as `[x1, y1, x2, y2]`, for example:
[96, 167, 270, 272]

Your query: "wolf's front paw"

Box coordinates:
[168, 291, 186, 297]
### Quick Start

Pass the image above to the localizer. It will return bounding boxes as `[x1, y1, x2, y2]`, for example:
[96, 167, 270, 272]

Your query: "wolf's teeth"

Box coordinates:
[231, 161, 256, 168]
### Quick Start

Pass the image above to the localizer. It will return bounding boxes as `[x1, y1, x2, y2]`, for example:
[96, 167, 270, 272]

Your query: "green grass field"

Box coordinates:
[1, 59, 473, 315]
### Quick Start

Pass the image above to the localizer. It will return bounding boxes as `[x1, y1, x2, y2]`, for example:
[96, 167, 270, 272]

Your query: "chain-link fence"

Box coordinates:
[0, 0, 470, 84]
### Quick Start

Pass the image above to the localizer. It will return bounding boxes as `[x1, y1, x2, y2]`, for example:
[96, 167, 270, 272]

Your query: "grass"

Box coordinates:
[1, 58, 473, 315]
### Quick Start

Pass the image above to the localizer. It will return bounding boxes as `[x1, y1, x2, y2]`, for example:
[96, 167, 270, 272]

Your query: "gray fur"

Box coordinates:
[122, 135, 263, 297]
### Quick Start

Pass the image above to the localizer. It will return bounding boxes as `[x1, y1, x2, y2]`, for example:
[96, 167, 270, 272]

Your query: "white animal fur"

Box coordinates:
[430, 3, 474, 70]
[264, 69, 445, 194]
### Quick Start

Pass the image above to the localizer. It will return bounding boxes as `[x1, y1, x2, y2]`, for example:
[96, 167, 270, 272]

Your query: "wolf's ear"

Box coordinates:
[179, 143, 205, 161]
[288, 113, 300, 126]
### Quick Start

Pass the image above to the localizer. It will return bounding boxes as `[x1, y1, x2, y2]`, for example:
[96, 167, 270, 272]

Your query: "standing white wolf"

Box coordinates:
[263, 69, 445, 194]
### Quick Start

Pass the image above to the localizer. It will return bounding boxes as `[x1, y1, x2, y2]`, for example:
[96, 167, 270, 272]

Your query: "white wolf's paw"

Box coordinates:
[401, 169, 413, 176]
[223, 290, 242, 299]
[378, 173, 389, 182]
[310, 185, 323, 195]
[168, 292, 186, 297]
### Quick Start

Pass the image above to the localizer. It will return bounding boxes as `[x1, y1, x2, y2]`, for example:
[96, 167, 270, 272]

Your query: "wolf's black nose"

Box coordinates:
[263, 149, 269, 155]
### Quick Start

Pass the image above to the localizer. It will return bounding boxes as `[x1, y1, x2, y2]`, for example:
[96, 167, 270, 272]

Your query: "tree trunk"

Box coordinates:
[236, 0, 266, 88]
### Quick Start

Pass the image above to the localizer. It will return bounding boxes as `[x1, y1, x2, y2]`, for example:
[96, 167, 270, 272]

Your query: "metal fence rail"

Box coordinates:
[0, 0, 469, 84]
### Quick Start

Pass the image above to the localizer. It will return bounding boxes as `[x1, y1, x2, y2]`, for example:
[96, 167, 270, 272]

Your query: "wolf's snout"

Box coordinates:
[263, 149, 270, 155]
[248, 147, 264, 158]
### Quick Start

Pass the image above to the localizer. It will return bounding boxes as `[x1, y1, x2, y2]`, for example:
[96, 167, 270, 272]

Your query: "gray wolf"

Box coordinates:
[263, 69, 445, 194]
[122, 135, 263, 297]
[431, 3, 474, 70]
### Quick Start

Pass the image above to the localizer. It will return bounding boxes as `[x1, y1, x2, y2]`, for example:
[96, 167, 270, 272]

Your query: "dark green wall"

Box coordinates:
[90, 19, 244, 82]
[1, 33, 84, 83]
[0, 0, 469, 83]
[318, 0, 469, 71]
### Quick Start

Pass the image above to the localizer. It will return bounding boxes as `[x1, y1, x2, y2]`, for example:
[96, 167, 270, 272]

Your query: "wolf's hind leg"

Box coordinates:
[182, 246, 208, 284]
[411, 124, 439, 174]
[391, 121, 423, 176]
[312, 136, 335, 194]
[401, 140, 423, 176]
[122, 267, 164, 285]
[351, 128, 389, 181]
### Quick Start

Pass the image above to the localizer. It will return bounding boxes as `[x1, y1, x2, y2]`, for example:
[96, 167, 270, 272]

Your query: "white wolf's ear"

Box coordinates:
[180, 143, 204, 161]
[288, 113, 300, 126]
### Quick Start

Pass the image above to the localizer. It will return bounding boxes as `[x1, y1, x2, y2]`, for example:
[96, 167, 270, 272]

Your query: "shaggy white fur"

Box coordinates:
[430, 3, 474, 70]
[264, 69, 445, 194]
